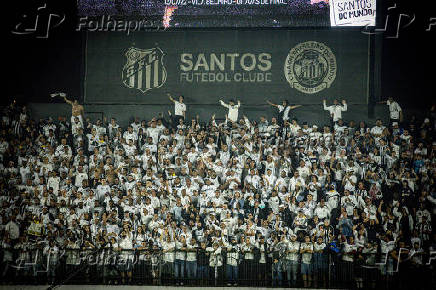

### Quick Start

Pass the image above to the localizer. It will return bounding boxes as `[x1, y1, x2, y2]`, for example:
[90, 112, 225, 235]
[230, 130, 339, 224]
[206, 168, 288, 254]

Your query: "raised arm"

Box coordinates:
[220, 99, 229, 109]
[341, 100, 347, 111]
[323, 99, 329, 111]
[210, 113, 218, 128]
[167, 93, 175, 103]
[243, 115, 251, 130]
[62, 94, 73, 105]
[290, 105, 302, 110]
[267, 100, 278, 108]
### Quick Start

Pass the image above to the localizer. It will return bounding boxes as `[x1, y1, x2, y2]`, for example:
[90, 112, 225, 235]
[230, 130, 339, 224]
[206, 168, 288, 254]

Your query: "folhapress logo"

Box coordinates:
[11, 2, 65, 39]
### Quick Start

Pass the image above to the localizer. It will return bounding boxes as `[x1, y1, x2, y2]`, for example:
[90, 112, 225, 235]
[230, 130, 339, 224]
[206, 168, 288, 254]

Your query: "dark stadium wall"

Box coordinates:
[10, 28, 387, 126]
[22, 28, 387, 127]
[7, 1, 435, 125]
[6, 0, 83, 106]
[84, 30, 371, 105]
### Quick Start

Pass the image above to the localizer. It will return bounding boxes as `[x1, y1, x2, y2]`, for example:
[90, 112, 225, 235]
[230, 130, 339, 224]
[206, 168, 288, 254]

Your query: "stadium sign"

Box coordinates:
[179, 53, 273, 83]
[87, 30, 369, 104]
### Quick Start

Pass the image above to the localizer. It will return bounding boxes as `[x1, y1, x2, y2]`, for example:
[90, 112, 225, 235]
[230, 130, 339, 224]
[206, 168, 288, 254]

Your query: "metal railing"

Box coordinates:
[1, 248, 435, 288]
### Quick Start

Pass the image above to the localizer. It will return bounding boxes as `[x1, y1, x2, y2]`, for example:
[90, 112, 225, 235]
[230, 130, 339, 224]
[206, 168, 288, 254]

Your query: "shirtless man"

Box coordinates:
[62, 94, 84, 125]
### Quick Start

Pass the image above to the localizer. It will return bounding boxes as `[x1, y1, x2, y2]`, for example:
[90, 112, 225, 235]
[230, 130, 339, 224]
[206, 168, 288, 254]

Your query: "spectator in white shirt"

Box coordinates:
[130, 117, 141, 134]
[5, 215, 20, 241]
[168, 93, 187, 128]
[219, 99, 241, 123]
[379, 97, 402, 125]
[323, 99, 347, 125]
[47, 171, 60, 194]
[117, 230, 134, 284]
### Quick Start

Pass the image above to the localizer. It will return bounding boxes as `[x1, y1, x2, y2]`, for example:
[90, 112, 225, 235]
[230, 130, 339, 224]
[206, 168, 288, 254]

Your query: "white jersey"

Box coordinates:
[220, 100, 240, 122]
[162, 241, 175, 263]
[174, 101, 186, 117]
[386, 100, 402, 120]
[286, 241, 300, 261]
[300, 242, 313, 264]
[323, 102, 347, 122]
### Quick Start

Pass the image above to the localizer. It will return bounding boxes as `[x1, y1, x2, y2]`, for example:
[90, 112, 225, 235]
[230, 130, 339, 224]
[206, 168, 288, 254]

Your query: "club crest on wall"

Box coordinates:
[284, 41, 337, 94]
[122, 47, 167, 94]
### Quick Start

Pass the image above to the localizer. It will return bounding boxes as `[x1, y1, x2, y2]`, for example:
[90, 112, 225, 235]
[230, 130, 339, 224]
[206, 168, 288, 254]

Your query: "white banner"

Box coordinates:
[330, 0, 376, 27]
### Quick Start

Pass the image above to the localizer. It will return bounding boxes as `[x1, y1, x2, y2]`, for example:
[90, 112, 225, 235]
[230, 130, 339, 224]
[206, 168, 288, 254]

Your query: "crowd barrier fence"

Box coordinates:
[1, 248, 435, 289]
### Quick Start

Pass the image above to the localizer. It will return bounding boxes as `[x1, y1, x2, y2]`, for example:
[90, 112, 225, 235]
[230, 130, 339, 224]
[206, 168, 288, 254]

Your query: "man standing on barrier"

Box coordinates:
[323, 99, 347, 128]
[378, 96, 403, 127]
[57, 93, 84, 130]
[219, 98, 241, 124]
[266, 99, 302, 126]
[167, 93, 186, 130]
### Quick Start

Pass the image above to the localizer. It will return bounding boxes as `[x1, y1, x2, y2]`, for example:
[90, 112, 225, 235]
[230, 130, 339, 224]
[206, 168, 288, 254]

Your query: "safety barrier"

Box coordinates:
[1, 248, 435, 288]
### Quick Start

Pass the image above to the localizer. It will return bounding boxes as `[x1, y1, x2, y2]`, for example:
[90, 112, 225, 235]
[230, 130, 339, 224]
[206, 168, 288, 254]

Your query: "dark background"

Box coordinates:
[5, 0, 436, 115]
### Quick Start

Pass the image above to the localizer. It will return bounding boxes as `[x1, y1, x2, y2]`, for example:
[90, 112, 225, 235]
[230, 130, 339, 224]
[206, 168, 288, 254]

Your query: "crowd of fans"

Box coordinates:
[0, 98, 435, 288]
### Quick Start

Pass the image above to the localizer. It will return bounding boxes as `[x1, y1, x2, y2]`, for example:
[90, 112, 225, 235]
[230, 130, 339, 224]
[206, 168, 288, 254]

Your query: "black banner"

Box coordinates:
[85, 30, 369, 105]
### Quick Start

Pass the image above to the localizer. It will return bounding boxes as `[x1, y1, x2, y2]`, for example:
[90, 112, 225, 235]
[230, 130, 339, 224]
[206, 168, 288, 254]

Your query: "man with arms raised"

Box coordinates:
[57, 93, 84, 128]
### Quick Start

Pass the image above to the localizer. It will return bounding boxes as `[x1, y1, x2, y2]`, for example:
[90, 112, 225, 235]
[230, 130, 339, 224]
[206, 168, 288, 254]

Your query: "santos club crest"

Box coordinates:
[122, 47, 167, 93]
[284, 41, 336, 94]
